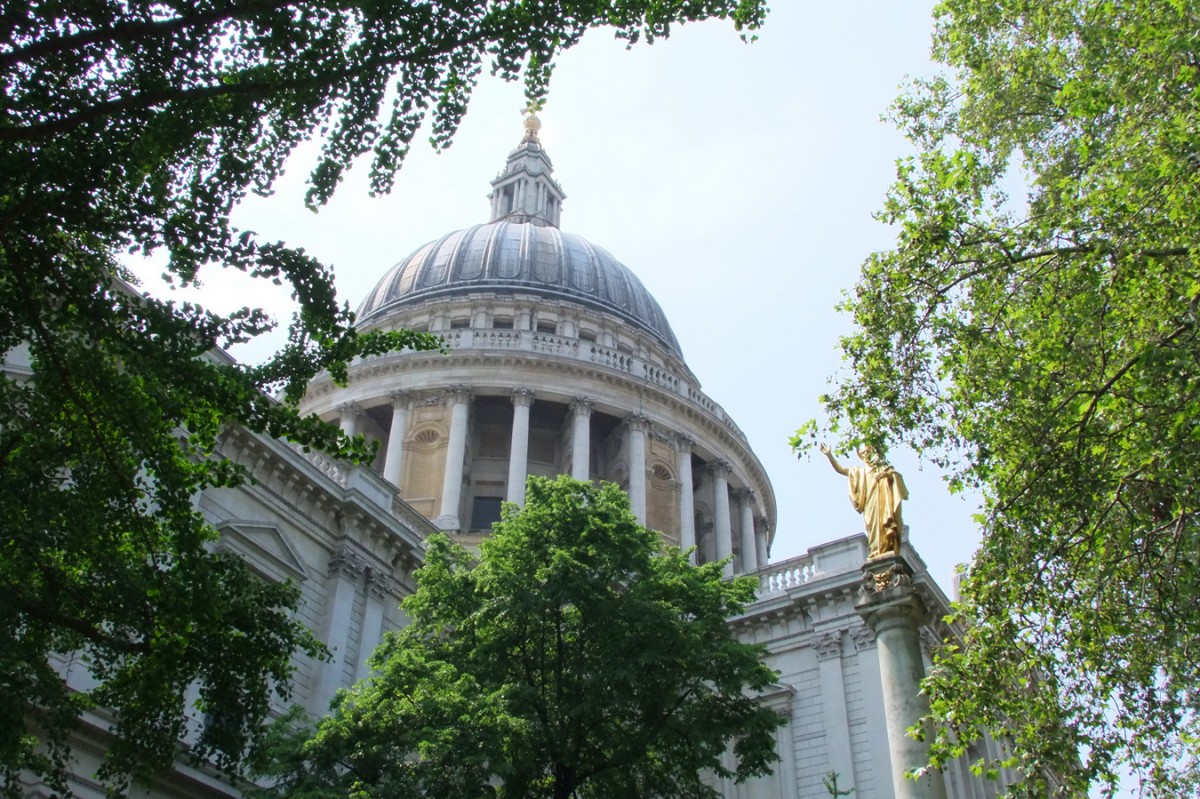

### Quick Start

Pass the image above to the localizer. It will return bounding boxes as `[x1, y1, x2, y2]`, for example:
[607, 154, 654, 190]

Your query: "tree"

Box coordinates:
[802, 1, 1200, 796]
[0, 1, 767, 794]
[251, 476, 783, 799]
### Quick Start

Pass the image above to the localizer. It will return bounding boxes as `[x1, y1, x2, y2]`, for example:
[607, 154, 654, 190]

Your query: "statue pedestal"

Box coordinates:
[855, 555, 948, 799]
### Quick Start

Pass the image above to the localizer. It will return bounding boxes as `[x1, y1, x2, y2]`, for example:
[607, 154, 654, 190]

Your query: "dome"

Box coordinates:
[357, 221, 683, 356]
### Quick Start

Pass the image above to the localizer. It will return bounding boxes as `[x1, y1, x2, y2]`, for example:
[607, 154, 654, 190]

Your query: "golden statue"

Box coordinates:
[820, 443, 909, 559]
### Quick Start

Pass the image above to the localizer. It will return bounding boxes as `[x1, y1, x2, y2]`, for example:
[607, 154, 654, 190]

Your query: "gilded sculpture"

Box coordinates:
[819, 443, 909, 559]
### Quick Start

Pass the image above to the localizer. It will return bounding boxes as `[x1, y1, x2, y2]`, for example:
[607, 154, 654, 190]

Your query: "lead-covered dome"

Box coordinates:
[356, 221, 683, 356]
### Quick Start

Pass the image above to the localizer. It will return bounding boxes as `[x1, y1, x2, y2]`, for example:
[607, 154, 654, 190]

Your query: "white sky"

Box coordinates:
[138, 1, 986, 594]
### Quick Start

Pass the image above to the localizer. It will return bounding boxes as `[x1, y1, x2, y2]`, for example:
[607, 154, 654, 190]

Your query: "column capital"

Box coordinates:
[732, 487, 756, 504]
[754, 516, 769, 534]
[328, 544, 368, 579]
[388, 390, 411, 407]
[335, 402, 363, 418]
[674, 433, 697, 452]
[570, 396, 594, 416]
[704, 459, 732, 479]
[511, 387, 536, 407]
[854, 555, 932, 630]
[446, 384, 473, 404]
[849, 624, 877, 651]
[623, 412, 651, 433]
[814, 630, 844, 660]
[366, 568, 396, 599]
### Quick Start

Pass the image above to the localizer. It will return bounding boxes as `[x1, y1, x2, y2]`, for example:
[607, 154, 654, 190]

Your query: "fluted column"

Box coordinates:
[626, 414, 649, 523]
[675, 435, 697, 561]
[755, 517, 770, 568]
[337, 402, 362, 438]
[507, 388, 535, 505]
[437, 385, 471, 530]
[382, 391, 410, 487]
[736, 489, 758, 574]
[709, 461, 733, 578]
[570, 397, 593, 481]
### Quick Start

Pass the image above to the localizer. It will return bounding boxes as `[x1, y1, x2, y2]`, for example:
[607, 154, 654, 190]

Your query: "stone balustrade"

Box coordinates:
[432, 327, 746, 442]
[755, 553, 819, 596]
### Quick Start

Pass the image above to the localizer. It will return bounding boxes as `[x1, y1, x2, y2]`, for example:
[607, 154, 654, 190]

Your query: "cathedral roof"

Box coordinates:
[357, 114, 683, 356]
[356, 221, 683, 356]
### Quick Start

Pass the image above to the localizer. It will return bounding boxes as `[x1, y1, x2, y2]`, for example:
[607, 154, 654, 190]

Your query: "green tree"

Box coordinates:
[802, 1, 1200, 795]
[1, 1, 766, 794]
[252, 476, 783, 799]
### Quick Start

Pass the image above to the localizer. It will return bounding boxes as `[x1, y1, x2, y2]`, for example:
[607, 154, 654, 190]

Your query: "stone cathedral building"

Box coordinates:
[27, 121, 1009, 799]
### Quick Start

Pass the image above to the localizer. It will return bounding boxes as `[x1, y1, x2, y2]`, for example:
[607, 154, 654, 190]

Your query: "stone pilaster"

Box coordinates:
[855, 555, 949, 799]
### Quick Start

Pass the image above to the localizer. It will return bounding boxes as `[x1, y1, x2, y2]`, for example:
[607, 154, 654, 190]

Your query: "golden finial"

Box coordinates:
[521, 102, 542, 142]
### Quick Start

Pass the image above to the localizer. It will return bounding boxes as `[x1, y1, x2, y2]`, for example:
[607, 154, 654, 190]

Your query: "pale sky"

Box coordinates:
[136, 1, 985, 594]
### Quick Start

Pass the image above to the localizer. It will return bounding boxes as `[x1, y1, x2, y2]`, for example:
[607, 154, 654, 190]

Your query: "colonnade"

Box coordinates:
[336, 386, 769, 575]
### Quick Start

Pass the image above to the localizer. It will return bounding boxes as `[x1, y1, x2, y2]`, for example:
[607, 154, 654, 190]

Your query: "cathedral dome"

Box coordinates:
[356, 221, 683, 356]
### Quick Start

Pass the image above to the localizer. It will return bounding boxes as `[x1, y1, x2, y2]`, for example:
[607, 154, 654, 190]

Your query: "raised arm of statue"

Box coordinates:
[819, 443, 849, 476]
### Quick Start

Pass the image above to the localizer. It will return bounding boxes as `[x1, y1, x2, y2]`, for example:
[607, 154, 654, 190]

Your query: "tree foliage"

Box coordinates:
[252, 476, 783, 799]
[0, 0, 766, 793]
[806, 1, 1200, 795]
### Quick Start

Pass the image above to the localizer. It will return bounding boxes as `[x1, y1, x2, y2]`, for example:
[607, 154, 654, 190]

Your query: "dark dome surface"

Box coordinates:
[357, 221, 682, 356]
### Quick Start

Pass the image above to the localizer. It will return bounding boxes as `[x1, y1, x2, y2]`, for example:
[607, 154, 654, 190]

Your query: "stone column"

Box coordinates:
[337, 402, 362, 438]
[736, 489, 758, 573]
[382, 391, 410, 487]
[855, 555, 949, 799]
[507, 388, 535, 505]
[675, 435, 697, 562]
[755, 517, 770, 568]
[357, 571, 393, 681]
[311, 546, 365, 714]
[570, 397, 593, 481]
[709, 461, 733, 578]
[436, 385, 471, 530]
[625, 414, 649, 523]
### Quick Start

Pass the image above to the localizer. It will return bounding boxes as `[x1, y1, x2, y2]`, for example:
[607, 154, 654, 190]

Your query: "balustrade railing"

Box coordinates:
[755, 554, 819, 596]
[414, 327, 747, 442]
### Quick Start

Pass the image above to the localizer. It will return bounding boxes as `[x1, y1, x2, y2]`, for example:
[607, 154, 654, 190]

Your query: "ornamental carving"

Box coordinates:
[857, 564, 912, 600]
[849, 625, 877, 651]
[328, 545, 369, 579]
[814, 631, 843, 660]
[366, 569, 396, 599]
[511, 387, 536, 407]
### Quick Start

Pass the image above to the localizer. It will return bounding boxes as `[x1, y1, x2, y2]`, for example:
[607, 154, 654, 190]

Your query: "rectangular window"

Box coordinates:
[471, 496, 504, 531]
[578, 331, 596, 343]
[493, 318, 514, 329]
[449, 318, 469, 329]
[536, 321, 557, 334]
